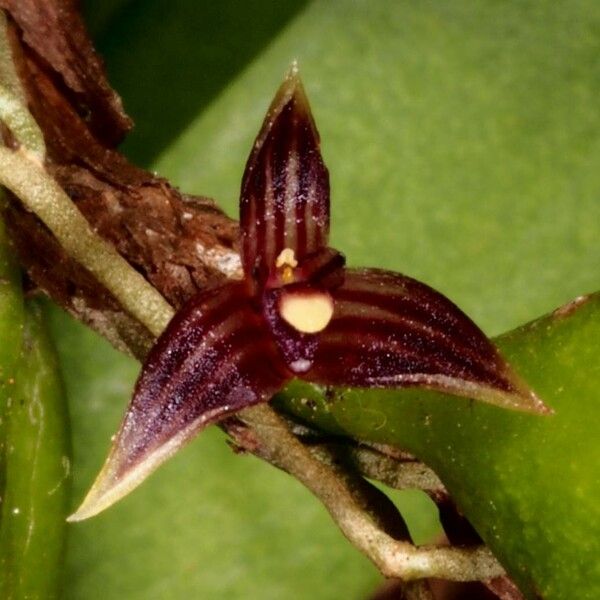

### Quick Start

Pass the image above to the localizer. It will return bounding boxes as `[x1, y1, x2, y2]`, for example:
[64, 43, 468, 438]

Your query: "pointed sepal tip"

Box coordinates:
[67, 425, 193, 522]
[240, 62, 329, 282]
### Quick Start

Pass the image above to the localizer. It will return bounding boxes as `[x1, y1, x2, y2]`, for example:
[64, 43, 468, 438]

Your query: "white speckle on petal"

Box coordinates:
[290, 359, 312, 373]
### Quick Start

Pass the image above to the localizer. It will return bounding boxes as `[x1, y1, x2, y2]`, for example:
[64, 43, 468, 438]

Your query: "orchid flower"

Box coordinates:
[70, 69, 548, 521]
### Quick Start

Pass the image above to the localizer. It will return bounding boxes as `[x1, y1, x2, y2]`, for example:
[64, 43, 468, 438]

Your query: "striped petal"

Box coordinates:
[305, 269, 549, 413]
[240, 66, 330, 285]
[69, 282, 289, 521]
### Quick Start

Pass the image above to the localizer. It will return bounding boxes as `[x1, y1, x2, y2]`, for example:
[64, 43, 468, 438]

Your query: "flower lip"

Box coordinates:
[278, 287, 334, 334]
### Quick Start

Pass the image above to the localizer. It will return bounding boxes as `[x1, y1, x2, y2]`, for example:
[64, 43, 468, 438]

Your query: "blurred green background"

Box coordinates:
[50, 1, 600, 597]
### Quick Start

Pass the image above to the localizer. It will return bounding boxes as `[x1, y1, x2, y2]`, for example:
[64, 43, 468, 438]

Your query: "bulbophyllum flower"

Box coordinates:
[70, 69, 548, 521]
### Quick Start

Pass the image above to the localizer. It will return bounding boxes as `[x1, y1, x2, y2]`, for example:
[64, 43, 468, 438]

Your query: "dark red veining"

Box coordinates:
[91, 70, 547, 508]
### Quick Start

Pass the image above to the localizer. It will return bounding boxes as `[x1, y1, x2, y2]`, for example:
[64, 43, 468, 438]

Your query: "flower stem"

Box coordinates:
[0, 12, 45, 162]
[307, 441, 446, 498]
[238, 404, 503, 582]
[0, 147, 174, 337]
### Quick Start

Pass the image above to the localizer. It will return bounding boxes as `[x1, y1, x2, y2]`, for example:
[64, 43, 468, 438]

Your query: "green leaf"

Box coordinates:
[0, 295, 70, 598]
[0, 210, 23, 388]
[0, 214, 24, 591]
[63, 1, 599, 598]
[279, 293, 600, 599]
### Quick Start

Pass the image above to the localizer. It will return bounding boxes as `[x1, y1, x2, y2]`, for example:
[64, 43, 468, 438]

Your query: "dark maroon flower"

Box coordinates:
[70, 69, 548, 521]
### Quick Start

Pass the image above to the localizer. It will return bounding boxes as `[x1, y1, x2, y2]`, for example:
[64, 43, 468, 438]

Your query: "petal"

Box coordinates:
[69, 282, 289, 521]
[305, 268, 549, 413]
[240, 65, 330, 284]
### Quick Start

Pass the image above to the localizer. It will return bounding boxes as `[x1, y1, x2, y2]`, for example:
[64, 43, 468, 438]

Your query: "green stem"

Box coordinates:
[0, 84, 45, 163]
[238, 404, 502, 582]
[307, 442, 445, 497]
[0, 12, 45, 162]
[0, 206, 23, 378]
[0, 212, 23, 500]
[0, 147, 174, 337]
[0, 300, 70, 599]
[0, 13, 26, 105]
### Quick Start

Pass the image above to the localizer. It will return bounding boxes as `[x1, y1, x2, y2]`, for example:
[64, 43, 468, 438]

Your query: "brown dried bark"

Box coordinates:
[0, 0, 239, 356]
